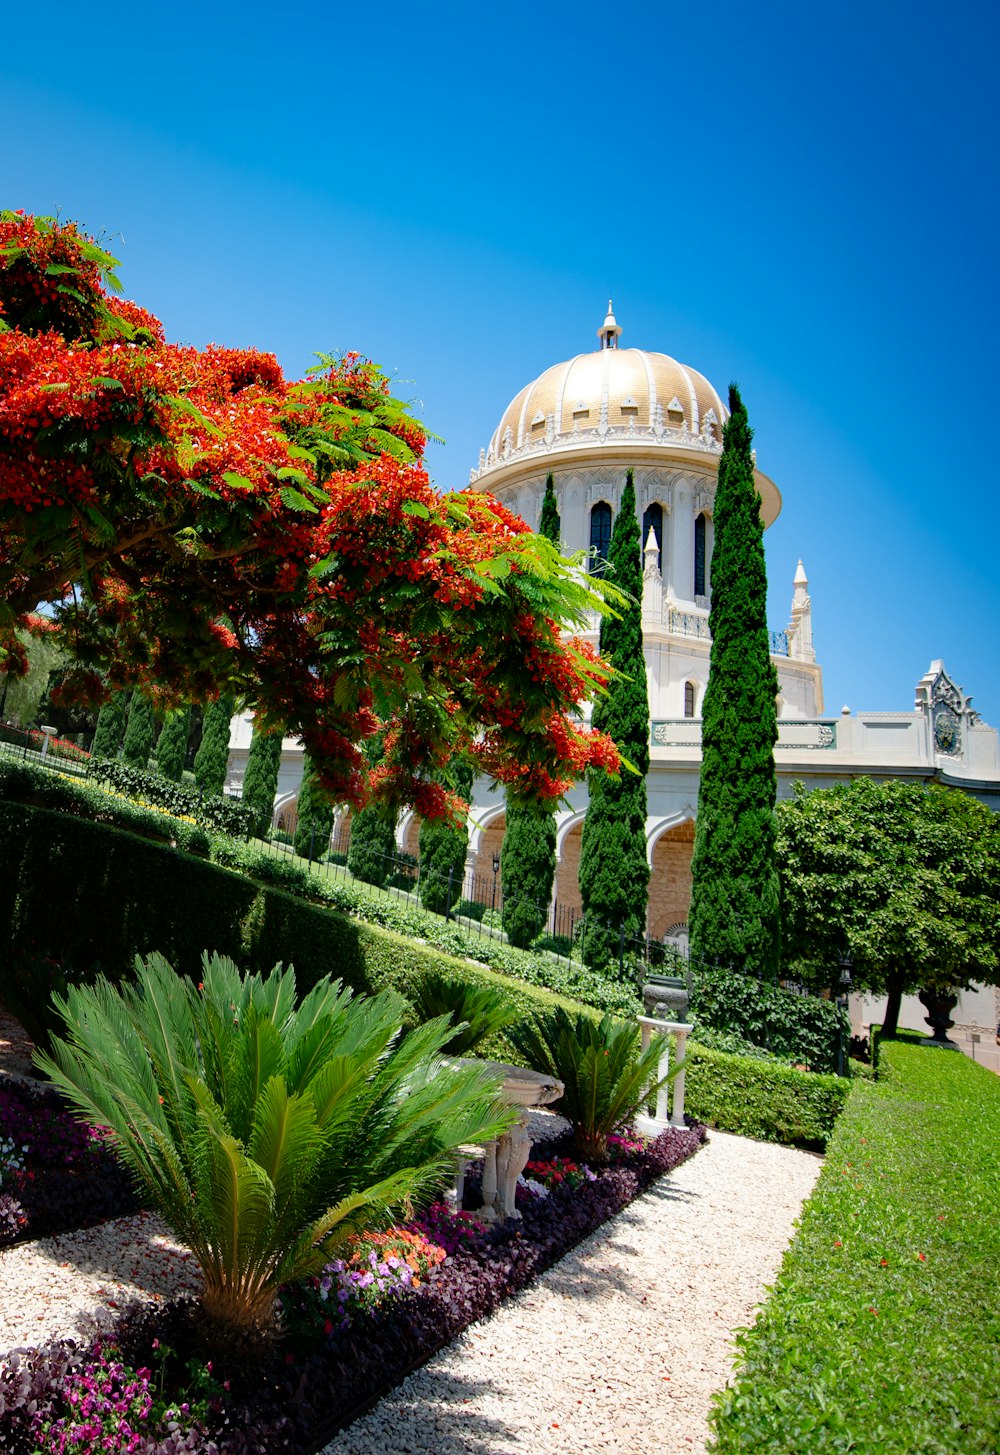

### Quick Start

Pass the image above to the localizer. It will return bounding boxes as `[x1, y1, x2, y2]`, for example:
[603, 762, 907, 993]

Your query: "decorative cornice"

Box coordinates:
[471, 420, 723, 484]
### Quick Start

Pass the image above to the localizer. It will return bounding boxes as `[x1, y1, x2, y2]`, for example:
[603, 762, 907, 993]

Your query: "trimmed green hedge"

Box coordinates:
[88, 758, 255, 838]
[0, 801, 591, 1058]
[709, 1034, 1000, 1453]
[684, 1042, 849, 1149]
[0, 793, 854, 1149]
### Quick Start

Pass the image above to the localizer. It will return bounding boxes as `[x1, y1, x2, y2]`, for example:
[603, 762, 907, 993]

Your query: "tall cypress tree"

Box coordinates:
[346, 737, 397, 887]
[578, 469, 650, 972]
[242, 724, 284, 839]
[155, 705, 191, 782]
[121, 692, 156, 769]
[418, 757, 474, 915]
[91, 689, 131, 758]
[193, 693, 234, 797]
[294, 753, 336, 860]
[500, 471, 562, 947]
[688, 385, 780, 979]
[538, 470, 560, 543]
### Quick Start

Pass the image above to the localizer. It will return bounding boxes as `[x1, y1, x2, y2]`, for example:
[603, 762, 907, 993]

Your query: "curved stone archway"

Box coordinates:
[647, 820, 695, 941]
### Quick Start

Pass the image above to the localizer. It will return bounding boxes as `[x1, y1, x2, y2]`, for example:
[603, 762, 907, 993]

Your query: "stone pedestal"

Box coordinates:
[634, 1018, 691, 1137]
[447, 1060, 564, 1222]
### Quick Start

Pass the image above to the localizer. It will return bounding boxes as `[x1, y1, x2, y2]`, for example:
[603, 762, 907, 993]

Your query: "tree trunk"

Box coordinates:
[881, 971, 905, 1038]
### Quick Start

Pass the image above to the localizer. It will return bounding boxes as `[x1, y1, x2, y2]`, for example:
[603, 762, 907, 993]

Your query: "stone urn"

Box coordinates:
[642, 974, 689, 1024]
[918, 987, 959, 1047]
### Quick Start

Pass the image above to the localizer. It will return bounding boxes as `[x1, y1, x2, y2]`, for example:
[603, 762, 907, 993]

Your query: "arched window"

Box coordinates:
[589, 502, 612, 571]
[694, 513, 707, 597]
[684, 681, 696, 718]
[642, 503, 663, 572]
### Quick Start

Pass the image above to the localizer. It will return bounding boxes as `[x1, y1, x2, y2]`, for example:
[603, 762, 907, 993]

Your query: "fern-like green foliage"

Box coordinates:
[509, 1006, 673, 1164]
[35, 952, 514, 1345]
[409, 972, 519, 1056]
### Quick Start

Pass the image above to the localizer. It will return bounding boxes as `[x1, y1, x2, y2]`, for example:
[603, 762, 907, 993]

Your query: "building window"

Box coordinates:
[684, 681, 696, 718]
[642, 503, 663, 572]
[589, 502, 612, 571]
[694, 513, 707, 597]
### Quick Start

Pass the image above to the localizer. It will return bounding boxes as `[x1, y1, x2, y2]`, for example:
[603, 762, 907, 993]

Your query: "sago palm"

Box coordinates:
[35, 952, 514, 1345]
[409, 972, 520, 1056]
[509, 1007, 677, 1164]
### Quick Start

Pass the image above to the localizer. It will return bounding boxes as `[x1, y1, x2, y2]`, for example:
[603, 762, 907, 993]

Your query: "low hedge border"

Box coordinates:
[0, 798, 851, 1148]
[708, 1034, 1000, 1454]
[683, 1042, 849, 1150]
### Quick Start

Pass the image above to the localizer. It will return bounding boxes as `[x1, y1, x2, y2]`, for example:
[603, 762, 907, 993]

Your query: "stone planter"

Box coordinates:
[642, 974, 689, 1023]
[918, 987, 959, 1047]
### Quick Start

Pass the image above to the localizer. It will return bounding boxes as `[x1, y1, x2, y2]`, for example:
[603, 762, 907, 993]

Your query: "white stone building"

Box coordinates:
[227, 305, 1000, 977]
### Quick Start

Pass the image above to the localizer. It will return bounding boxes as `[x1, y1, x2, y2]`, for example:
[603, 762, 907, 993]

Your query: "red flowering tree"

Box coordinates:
[0, 211, 619, 813]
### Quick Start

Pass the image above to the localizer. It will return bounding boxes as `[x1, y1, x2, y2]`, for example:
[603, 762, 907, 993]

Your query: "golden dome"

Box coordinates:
[485, 345, 728, 460]
[473, 309, 781, 528]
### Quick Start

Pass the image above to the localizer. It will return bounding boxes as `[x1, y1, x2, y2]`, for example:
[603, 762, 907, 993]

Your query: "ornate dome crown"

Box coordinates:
[479, 303, 730, 469]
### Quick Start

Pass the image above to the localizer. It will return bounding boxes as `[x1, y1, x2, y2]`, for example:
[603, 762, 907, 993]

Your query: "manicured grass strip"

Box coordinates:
[708, 1033, 1000, 1454]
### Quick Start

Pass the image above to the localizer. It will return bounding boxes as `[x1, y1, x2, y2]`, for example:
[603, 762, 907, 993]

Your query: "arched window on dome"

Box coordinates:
[694, 513, 707, 597]
[589, 502, 612, 573]
[684, 681, 697, 718]
[642, 503, 663, 573]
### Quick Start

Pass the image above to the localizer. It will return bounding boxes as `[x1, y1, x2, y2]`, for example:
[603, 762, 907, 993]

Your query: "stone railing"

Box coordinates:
[651, 718, 838, 750]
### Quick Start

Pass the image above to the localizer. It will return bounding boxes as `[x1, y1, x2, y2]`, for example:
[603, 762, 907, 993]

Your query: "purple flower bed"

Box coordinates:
[0, 1122, 705, 1454]
[0, 1078, 139, 1246]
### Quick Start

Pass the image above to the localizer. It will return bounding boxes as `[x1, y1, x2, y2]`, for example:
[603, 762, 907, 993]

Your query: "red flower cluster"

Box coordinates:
[0, 212, 619, 811]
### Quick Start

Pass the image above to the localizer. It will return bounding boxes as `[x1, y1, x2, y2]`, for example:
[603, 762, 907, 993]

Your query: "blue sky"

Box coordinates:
[3, 1, 998, 726]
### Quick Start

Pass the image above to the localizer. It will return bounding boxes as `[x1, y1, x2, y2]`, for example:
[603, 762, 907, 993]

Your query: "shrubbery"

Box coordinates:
[684, 1042, 849, 1149]
[689, 962, 846, 1073]
[86, 758, 255, 838]
[709, 1034, 1000, 1453]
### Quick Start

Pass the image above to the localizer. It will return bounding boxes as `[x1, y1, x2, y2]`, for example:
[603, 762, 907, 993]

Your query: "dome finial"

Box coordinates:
[598, 299, 622, 350]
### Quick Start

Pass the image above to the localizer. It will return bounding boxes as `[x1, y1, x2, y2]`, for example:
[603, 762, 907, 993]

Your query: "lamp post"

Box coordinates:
[491, 850, 500, 920]
[836, 952, 853, 1078]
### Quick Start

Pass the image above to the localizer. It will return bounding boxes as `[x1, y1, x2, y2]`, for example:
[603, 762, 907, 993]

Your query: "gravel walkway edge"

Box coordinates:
[320, 1129, 822, 1455]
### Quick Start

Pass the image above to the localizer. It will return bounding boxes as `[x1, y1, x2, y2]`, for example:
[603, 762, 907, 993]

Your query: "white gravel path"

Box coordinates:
[320, 1130, 822, 1455]
[0, 1208, 203, 1353]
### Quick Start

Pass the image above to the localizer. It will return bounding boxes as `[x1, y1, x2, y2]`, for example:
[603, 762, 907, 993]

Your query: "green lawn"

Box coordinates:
[709, 1032, 1000, 1454]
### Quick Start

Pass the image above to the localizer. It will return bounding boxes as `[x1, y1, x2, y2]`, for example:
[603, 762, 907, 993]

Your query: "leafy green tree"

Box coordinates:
[0, 628, 62, 726]
[509, 1007, 674, 1164]
[155, 705, 192, 782]
[777, 778, 1000, 1037]
[36, 951, 513, 1346]
[501, 806, 557, 949]
[578, 469, 649, 971]
[193, 693, 233, 797]
[501, 474, 561, 948]
[539, 470, 560, 544]
[343, 732, 397, 886]
[293, 752, 336, 860]
[242, 724, 284, 838]
[418, 758, 474, 914]
[121, 691, 156, 769]
[91, 688, 131, 759]
[689, 385, 779, 979]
